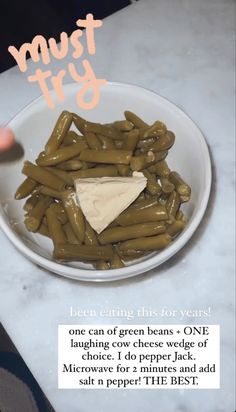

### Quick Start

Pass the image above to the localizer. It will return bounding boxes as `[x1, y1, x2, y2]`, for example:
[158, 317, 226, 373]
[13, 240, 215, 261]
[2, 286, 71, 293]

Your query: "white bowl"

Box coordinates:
[0, 82, 211, 282]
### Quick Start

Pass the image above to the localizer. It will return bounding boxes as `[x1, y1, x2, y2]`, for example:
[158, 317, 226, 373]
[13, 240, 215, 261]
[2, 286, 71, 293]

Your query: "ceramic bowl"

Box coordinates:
[0, 82, 211, 281]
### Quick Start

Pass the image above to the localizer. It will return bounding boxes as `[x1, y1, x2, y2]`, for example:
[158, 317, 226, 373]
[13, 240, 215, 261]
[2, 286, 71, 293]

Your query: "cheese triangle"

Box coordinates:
[75, 172, 147, 234]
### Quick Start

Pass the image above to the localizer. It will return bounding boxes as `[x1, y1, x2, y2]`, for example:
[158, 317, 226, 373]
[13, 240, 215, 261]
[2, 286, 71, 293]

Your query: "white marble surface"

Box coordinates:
[0, 0, 235, 411]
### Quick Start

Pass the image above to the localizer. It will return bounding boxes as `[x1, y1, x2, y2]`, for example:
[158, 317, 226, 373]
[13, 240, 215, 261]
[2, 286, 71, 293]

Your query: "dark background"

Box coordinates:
[0, 0, 133, 73]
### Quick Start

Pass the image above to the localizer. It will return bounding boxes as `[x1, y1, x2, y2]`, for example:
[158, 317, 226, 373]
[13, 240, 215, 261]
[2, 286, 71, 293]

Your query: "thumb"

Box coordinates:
[0, 126, 15, 152]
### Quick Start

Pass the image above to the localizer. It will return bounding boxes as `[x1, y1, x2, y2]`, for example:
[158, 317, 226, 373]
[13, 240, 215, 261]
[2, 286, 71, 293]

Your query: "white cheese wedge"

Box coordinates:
[75, 172, 147, 234]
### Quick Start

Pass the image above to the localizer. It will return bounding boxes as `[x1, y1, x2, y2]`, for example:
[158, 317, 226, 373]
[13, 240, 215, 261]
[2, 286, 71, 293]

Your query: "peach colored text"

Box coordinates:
[8, 14, 107, 109]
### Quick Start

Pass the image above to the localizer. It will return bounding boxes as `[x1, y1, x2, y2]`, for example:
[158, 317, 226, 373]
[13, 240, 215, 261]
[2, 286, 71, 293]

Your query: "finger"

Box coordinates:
[0, 127, 15, 151]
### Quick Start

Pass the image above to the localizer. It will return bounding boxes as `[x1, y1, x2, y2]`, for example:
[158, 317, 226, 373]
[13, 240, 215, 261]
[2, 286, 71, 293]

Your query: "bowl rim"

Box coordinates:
[0, 81, 212, 282]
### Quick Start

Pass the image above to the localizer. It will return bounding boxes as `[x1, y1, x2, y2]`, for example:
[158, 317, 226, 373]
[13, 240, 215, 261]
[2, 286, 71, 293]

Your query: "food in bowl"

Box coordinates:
[15, 110, 191, 270]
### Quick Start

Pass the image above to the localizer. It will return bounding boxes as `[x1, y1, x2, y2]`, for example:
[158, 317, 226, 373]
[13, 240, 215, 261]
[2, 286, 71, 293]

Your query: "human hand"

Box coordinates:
[0, 126, 15, 151]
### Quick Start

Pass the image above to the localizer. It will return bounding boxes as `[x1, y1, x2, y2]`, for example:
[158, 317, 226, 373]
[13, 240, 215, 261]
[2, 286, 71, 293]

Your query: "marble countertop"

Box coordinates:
[0, 0, 235, 411]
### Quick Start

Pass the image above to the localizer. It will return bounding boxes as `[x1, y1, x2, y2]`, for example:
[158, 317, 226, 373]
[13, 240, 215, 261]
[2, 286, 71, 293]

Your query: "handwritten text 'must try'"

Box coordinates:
[8, 14, 107, 109]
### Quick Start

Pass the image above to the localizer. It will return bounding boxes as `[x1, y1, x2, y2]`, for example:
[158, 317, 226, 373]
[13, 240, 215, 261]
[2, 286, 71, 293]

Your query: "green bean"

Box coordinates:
[84, 123, 124, 140]
[124, 111, 148, 128]
[159, 193, 169, 204]
[118, 249, 150, 260]
[139, 151, 168, 171]
[137, 137, 156, 149]
[139, 146, 152, 154]
[39, 186, 62, 199]
[72, 113, 87, 134]
[81, 161, 96, 169]
[46, 167, 73, 186]
[169, 172, 191, 201]
[112, 120, 134, 131]
[22, 161, 66, 191]
[36, 151, 46, 162]
[31, 186, 42, 195]
[45, 111, 73, 154]
[130, 196, 143, 207]
[53, 243, 114, 261]
[123, 129, 139, 151]
[56, 159, 83, 171]
[155, 150, 168, 162]
[146, 165, 156, 174]
[130, 151, 156, 171]
[85, 132, 102, 150]
[166, 191, 181, 220]
[85, 221, 99, 246]
[24, 195, 52, 232]
[139, 121, 167, 140]
[63, 131, 83, 146]
[176, 210, 186, 222]
[23, 193, 40, 212]
[46, 206, 67, 245]
[116, 165, 130, 176]
[116, 204, 168, 226]
[148, 160, 170, 177]
[149, 131, 175, 152]
[139, 136, 173, 154]
[50, 202, 68, 224]
[95, 261, 110, 270]
[71, 166, 118, 179]
[160, 177, 175, 194]
[98, 134, 116, 150]
[62, 189, 85, 242]
[37, 223, 50, 238]
[110, 252, 125, 269]
[142, 170, 162, 196]
[107, 220, 119, 229]
[37, 141, 88, 166]
[166, 219, 186, 237]
[144, 191, 152, 199]
[42, 216, 48, 226]
[119, 233, 171, 252]
[98, 222, 166, 245]
[114, 139, 124, 149]
[132, 192, 146, 204]
[64, 222, 81, 245]
[180, 194, 191, 203]
[80, 149, 132, 165]
[130, 197, 158, 210]
[15, 177, 37, 200]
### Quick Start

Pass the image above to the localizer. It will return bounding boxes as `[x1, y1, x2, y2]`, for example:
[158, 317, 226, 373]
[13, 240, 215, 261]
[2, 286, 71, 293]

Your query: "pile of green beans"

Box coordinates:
[15, 110, 191, 270]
